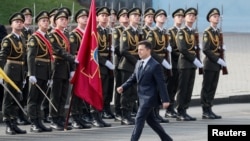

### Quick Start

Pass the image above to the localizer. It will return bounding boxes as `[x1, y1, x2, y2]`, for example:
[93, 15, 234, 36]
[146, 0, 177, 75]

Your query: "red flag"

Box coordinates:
[71, 0, 103, 111]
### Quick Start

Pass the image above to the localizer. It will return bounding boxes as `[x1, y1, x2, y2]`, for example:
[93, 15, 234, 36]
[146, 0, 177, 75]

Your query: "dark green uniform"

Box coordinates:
[112, 25, 125, 118]
[200, 27, 221, 116]
[0, 32, 27, 134]
[69, 27, 91, 129]
[146, 26, 170, 123]
[118, 26, 139, 124]
[166, 26, 180, 114]
[141, 25, 151, 40]
[48, 28, 75, 129]
[176, 26, 197, 117]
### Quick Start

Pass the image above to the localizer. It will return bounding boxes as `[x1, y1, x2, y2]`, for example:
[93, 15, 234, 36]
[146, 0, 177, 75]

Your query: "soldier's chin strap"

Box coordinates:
[1, 83, 27, 116]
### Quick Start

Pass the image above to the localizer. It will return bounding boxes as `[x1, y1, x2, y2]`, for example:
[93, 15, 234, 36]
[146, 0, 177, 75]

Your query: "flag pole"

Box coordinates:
[64, 87, 75, 131]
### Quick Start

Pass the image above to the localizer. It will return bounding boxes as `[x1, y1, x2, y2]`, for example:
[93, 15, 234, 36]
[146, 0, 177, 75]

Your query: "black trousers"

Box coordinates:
[101, 72, 113, 111]
[120, 70, 137, 111]
[114, 68, 122, 114]
[176, 68, 196, 113]
[2, 81, 23, 121]
[131, 106, 172, 141]
[200, 70, 220, 108]
[27, 78, 47, 119]
[50, 78, 69, 118]
[167, 68, 179, 106]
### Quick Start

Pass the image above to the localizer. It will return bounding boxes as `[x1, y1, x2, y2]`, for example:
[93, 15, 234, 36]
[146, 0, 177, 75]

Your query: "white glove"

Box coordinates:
[0, 78, 3, 84]
[166, 45, 172, 52]
[74, 59, 79, 64]
[111, 45, 115, 52]
[162, 59, 172, 69]
[22, 79, 26, 88]
[217, 58, 227, 67]
[105, 60, 115, 70]
[29, 76, 37, 84]
[222, 45, 226, 50]
[70, 71, 75, 78]
[193, 58, 203, 68]
[47, 79, 53, 88]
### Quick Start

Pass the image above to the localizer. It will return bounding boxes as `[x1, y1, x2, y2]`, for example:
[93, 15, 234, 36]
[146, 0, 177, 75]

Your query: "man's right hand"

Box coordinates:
[116, 86, 123, 94]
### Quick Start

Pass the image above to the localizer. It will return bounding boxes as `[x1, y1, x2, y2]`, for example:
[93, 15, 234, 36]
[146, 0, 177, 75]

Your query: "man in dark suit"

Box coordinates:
[117, 40, 173, 141]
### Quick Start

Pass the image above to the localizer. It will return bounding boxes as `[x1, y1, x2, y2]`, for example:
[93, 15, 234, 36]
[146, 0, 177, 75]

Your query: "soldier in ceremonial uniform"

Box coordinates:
[112, 7, 129, 122]
[200, 8, 226, 119]
[165, 8, 185, 118]
[109, 9, 118, 29]
[59, 7, 72, 34]
[48, 8, 59, 33]
[48, 10, 77, 131]
[175, 8, 203, 121]
[118, 7, 141, 125]
[26, 11, 53, 133]
[146, 9, 171, 123]
[90, 6, 113, 128]
[0, 12, 27, 135]
[141, 7, 155, 40]
[18, 7, 34, 125]
[69, 8, 92, 129]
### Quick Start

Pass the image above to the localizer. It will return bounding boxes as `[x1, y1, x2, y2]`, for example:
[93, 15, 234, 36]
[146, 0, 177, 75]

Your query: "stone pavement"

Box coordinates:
[0, 103, 249, 141]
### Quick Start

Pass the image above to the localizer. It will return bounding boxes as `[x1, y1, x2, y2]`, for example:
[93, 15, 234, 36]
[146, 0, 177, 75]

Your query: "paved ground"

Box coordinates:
[0, 103, 249, 141]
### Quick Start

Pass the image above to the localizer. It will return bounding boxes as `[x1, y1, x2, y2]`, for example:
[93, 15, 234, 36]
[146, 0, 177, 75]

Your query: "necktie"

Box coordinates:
[138, 61, 144, 78]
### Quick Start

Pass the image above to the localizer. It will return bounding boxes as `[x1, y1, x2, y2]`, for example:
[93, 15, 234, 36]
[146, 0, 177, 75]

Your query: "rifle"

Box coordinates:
[219, 5, 228, 75]
[138, 1, 145, 41]
[195, 4, 203, 75]
[164, 29, 173, 77]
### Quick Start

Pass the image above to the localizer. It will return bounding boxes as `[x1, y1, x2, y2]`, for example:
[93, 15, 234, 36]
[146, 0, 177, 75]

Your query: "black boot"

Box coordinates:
[165, 104, 177, 118]
[208, 107, 222, 119]
[121, 109, 134, 125]
[30, 119, 42, 133]
[43, 109, 51, 123]
[202, 107, 215, 119]
[11, 119, 27, 134]
[50, 117, 63, 131]
[102, 106, 115, 119]
[17, 110, 31, 125]
[37, 119, 52, 132]
[77, 115, 92, 129]
[98, 112, 112, 127]
[154, 108, 169, 123]
[71, 115, 84, 129]
[5, 120, 16, 135]
[91, 112, 104, 127]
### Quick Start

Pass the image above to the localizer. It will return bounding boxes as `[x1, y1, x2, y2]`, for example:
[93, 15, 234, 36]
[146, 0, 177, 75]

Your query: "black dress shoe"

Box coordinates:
[185, 113, 197, 121]
[102, 112, 114, 119]
[30, 124, 42, 133]
[37, 120, 52, 132]
[121, 118, 135, 125]
[202, 112, 215, 119]
[165, 110, 178, 118]
[50, 122, 63, 131]
[78, 119, 92, 129]
[17, 118, 31, 125]
[210, 111, 222, 119]
[176, 113, 191, 121]
[92, 120, 104, 127]
[114, 114, 122, 121]
[12, 124, 27, 134]
[72, 121, 84, 129]
[6, 127, 16, 135]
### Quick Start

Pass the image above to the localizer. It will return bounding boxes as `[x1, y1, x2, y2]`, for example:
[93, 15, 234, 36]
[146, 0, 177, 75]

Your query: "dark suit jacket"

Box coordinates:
[122, 57, 169, 108]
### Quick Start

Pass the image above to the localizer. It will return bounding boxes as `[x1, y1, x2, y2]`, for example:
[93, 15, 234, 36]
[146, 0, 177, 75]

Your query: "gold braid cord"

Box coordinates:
[206, 30, 219, 52]
[33, 36, 48, 58]
[7, 38, 23, 59]
[182, 30, 195, 51]
[153, 31, 165, 52]
[97, 32, 107, 51]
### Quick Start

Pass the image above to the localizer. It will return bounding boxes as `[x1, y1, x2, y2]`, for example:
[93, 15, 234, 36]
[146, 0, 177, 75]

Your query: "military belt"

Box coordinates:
[100, 53, 109, 57]
[7, 59, 24, 65]
[214, 52, 220, 56]
[35, 58, 51, 63]
[53, 55, 63, 60]
[156, 53, 165, 57]
[188, 50, 196, 55]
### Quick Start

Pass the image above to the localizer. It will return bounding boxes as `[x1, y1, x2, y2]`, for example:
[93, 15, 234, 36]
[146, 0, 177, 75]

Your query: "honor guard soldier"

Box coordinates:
[27, 11, 53, 133]
[48, 8, 59, 33]
[200, 8, 225, 119]
[90, 6, 113, 128]
[118, 7, 141, 125]
[59, 7, 72, 34]
[175, 8, 203, 121]
[141, 7, 155, 40]
[146, 9, 171, 123]
[18, 7, 34, 125]
[165, 8, 185, 118]
[48, 10, 77, 131]
[112, 8, 129, 122]
[109, 9, 118, 29]
[69, 8, 92, 129]
[0, 12, 27, 135]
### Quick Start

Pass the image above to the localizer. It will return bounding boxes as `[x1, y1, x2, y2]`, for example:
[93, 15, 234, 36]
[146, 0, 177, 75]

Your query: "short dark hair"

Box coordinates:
[138, 40, 152, 50]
